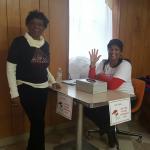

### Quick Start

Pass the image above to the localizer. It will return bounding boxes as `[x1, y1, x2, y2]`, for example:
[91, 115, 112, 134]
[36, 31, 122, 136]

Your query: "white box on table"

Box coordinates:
[76, 79, 107, 94]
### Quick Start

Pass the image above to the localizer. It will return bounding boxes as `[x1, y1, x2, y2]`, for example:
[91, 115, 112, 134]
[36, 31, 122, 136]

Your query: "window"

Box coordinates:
[69, 0, 112, 79]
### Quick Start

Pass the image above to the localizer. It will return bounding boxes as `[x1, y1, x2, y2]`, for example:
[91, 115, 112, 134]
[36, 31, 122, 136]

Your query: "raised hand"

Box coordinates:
[89, 49, 101, 67]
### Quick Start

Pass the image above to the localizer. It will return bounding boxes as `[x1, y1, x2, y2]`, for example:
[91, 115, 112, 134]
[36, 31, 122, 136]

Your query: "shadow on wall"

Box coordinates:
[69, 56, 90, 79]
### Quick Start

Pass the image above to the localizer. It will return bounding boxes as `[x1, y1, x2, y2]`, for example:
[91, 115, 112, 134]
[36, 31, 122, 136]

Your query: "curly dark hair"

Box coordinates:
[25, 10, 49, 28]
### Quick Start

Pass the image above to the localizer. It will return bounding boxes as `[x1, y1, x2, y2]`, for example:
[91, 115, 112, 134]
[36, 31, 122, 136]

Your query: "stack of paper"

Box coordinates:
[62, 79, 76, 85]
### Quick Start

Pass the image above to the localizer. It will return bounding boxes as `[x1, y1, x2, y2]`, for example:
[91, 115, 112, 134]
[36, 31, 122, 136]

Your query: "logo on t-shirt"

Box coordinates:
[31, 48, 49, 64]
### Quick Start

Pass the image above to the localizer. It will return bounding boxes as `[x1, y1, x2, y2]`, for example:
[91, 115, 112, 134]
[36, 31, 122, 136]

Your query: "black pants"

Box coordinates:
[84, 106, 116, 147]
[18, 84, 48, 150]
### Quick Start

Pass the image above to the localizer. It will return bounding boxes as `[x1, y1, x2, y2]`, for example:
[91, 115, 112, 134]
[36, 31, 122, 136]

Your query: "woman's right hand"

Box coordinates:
[11, 96, 21, 107]
[52, 83, 61, 89]
[89, 49, 101, 67]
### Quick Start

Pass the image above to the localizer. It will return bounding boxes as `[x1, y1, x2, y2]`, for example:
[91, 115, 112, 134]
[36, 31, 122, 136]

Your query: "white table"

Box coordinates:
[52, 83, 130, 150]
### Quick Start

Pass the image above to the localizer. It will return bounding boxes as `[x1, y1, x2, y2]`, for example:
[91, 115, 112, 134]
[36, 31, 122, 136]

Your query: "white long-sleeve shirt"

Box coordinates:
[6, 61, 56, 98]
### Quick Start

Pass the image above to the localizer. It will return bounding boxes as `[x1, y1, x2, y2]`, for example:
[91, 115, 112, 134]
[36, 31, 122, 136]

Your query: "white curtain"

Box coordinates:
[69, 0, 112, 79]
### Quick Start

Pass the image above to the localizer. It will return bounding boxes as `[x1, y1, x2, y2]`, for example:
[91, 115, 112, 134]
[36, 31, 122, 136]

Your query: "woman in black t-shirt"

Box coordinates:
[7, 10, 60, 150]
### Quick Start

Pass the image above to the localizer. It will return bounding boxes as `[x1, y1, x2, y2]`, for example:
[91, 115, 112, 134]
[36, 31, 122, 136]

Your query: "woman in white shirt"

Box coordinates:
[84, 39, 134, 150]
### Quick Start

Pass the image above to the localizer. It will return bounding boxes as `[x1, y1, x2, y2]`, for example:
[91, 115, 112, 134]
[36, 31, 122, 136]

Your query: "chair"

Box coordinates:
[116, 79, 145, 145]
[87, 78, 145, 149]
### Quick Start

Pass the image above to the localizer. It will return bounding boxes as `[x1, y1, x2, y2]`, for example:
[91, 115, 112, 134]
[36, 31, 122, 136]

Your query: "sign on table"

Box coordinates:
[109, 97, 131, 126]
[56, 92, 73, 120]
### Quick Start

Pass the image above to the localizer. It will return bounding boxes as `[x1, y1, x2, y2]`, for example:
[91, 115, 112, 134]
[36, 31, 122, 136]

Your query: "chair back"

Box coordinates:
[131, 78, 145, 113]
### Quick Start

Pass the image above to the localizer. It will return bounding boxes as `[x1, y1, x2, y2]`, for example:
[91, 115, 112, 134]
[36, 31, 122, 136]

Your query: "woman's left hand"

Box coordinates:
[52, 83, 61, 89]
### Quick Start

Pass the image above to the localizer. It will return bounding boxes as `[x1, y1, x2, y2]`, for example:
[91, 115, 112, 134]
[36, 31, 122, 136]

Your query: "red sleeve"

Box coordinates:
[107, 77, 124, 90]
[88, 67, 124, 90]
[98, 73, 110, 82]
[97, 74, 124, 90]
[88, 66, 96, 79]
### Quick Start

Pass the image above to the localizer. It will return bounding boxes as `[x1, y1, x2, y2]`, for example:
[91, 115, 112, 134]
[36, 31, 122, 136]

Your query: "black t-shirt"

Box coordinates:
[7, 36, 50, 83]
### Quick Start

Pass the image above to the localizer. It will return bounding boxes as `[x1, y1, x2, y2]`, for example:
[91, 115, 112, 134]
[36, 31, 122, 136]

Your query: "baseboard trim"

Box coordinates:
[0, 133, 28, 147]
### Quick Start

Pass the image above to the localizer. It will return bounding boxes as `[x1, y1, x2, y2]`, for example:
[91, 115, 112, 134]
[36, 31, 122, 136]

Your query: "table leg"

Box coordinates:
[77, 103, 83, 150]
[54, 103, 99, 150]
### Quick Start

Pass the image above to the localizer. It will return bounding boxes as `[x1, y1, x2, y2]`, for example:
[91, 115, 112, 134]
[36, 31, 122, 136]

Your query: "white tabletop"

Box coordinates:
[51, 83, 130, 108]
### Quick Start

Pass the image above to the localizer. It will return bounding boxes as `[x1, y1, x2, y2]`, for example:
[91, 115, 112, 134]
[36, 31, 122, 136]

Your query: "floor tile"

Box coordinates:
[1, 118, 150, 150]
